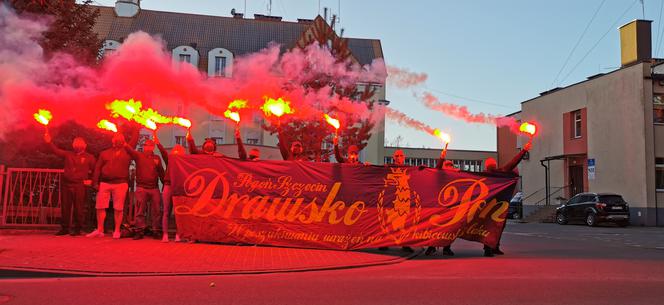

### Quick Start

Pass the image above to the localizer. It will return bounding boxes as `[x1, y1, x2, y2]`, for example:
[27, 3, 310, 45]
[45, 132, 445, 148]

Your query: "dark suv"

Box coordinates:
[555, 193, 630, 227]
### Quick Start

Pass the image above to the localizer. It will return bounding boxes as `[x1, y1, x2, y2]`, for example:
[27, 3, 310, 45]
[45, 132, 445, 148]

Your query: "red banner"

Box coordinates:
[170, 155, 518, 250]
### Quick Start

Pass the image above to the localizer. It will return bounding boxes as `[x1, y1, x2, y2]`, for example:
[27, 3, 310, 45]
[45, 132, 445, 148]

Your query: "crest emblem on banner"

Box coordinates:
[377, 167, 422, 244]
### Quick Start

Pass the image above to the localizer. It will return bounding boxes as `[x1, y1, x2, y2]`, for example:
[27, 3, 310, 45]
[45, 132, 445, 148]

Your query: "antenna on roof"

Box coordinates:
[324, 7, 328, 22]
[268, 0, 272, 16]
[244, 0, 247, 15]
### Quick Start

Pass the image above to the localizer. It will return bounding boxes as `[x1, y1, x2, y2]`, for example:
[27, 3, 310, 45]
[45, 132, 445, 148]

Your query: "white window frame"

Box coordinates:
[208, 48, 234, 77]
[573, 110, 582, 139]
[172, 46, 199, 67]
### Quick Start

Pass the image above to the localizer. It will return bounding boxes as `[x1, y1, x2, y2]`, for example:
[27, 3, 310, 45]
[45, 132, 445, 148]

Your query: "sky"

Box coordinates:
[91, 0, 664, 151]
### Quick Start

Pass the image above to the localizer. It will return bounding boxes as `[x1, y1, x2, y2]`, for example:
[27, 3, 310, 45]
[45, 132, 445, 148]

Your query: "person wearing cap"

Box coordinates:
[186, 129, 224, 157]
[333, 135, 360, 164]
[124, 138, 165, 240]
[44, 133, 96, 236]
[236, 125, 260, 161]
[89, 130, 139, 239]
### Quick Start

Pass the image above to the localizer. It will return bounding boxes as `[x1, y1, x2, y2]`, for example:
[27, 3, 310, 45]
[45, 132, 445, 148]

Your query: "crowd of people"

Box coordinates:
[45, 124, 530, 256]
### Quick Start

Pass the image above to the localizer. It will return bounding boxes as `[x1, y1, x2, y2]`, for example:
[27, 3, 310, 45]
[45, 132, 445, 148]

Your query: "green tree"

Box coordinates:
[263, 16, 380, 161]
[9, 0, 101, 64]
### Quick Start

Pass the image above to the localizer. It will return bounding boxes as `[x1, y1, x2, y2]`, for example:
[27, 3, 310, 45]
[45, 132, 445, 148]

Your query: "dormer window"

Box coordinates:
[172, 46, 199, 67]
[208, 48, 234, 77]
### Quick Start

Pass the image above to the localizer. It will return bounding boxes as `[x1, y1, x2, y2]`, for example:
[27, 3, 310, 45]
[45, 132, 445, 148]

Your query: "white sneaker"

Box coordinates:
[174, 234, 181, 242]
[85, 230, 104, 238]
[161, 234, 169, 242]
[112, 231, 121, 239]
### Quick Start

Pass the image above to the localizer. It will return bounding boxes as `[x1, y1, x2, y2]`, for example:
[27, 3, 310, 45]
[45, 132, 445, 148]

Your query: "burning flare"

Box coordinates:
[519, 122, 537, 136]
[262, 97, 293, 118]
[324, 114, 340, 129]
[97, 120, 118, 133]
[228, 99, 248, 110]
[33, 109, 52, 126]
[224, 110, 240, 123]
[145, 119, 157, 130]
[173, 117, 191, 128]
[109, 99, 142, 120]
[433, 129, 451, 144]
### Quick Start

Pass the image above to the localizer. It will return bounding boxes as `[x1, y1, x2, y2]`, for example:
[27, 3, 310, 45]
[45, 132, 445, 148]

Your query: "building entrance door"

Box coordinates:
[569, 165, 584, 197]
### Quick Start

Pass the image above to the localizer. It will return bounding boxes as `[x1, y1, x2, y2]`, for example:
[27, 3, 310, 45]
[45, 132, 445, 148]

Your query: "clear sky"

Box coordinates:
[91, 0, 663, 151]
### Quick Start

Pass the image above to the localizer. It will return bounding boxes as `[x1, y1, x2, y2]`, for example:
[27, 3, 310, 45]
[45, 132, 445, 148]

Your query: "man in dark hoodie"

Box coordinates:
[276, 126, 308, 161]
[480, 141, 531, 257]
[124, 139, 165, 240]
[186, 129, 224, 157]
[333, 135, 360, 164]
[236, 126, 260, 161]
[89, 132, 137, 239]
[44, 134, 96, 236]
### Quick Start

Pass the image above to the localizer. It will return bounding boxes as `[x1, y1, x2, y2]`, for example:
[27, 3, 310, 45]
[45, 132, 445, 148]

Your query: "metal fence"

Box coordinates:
[1, 167, 63, 227]
[0, 166, 162, 230]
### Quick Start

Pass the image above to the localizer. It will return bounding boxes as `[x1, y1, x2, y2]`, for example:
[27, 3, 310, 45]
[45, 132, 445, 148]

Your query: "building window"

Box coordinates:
[179, 54, 191, 63]
[213, 56, 227, 77]
[175, 136, 187, 147]
[208, 48, 234, 78]
[211, 137, 224, 145]
[657, 158, 664, 191]
[654, 95, 664, 124]
[246, 138, 259, 145]
[573, 110, 582, 138]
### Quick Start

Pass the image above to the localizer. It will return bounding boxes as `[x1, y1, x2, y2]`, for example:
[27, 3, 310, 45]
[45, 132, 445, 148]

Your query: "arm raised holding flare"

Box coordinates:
[236, 125, 247, 161]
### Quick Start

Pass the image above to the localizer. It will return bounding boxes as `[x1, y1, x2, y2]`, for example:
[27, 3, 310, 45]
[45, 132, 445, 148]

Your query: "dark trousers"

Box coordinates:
[61, 183, 86, 231]
[133, 187, 162, 231]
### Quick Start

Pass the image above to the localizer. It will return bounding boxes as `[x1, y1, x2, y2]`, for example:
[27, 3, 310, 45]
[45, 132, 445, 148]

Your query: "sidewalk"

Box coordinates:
[0, 230, 417, 276]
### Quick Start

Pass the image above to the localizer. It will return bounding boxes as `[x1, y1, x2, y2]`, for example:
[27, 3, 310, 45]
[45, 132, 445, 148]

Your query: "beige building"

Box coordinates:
[498, 20, 664, 226]
[383, 146, 496, 172]
[92, 1, 387, 164]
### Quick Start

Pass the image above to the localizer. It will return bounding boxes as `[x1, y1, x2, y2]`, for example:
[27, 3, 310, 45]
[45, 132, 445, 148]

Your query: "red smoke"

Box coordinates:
[387, 66, 428, 88]
[385, 107, 435, 135]
[0, 6, 387, 138]
[419, 92, 520, 132]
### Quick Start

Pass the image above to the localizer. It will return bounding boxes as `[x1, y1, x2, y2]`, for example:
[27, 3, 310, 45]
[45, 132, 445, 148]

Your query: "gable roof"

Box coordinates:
[91, 6, 383, 72]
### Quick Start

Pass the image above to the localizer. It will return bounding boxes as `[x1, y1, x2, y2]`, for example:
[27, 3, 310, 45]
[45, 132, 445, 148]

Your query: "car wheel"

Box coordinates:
[512, 212, 521, 220]
[585, 213, 597, 227]
[556, 212, 567, 225]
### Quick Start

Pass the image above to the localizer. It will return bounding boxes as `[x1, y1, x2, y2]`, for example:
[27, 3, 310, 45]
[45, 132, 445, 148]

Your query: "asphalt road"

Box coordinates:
[1, 222, 663, 305]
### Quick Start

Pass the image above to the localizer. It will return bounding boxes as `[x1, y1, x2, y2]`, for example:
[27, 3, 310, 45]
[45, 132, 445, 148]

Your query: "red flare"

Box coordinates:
[262, 97, 293, 118]
[97, 120, 118, 133]
[33, 109, 52, 126]
[519, 122, 537, 136]
[224, 110, 240, 123]
[433, 129, 451, 144]
[324, 114, 340, 129]
[173, 117, 191, 128]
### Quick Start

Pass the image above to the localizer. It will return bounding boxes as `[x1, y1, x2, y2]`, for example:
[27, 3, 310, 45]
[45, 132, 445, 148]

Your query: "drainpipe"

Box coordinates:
[540, 159, 549, 206]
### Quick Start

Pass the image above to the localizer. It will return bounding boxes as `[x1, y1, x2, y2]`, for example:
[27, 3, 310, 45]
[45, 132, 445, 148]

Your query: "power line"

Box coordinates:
[559, 0, 639, 85]
[423, 86, 515, 109]
[550, 0, 606, 87]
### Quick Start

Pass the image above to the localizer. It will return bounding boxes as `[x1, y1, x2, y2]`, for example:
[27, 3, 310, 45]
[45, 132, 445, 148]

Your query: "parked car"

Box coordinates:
[555, 192, 630, 227]
[508, 192, 523, 219]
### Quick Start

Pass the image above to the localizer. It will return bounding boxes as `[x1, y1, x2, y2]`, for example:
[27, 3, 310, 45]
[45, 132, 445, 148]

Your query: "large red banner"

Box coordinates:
[170, 155, 518, 250]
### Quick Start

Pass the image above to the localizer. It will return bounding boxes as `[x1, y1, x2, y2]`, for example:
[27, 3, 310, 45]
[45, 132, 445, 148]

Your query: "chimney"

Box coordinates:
[114, 0, 140, 18]
[254, 14, 282, 21]
[619, 19, 652, 67]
